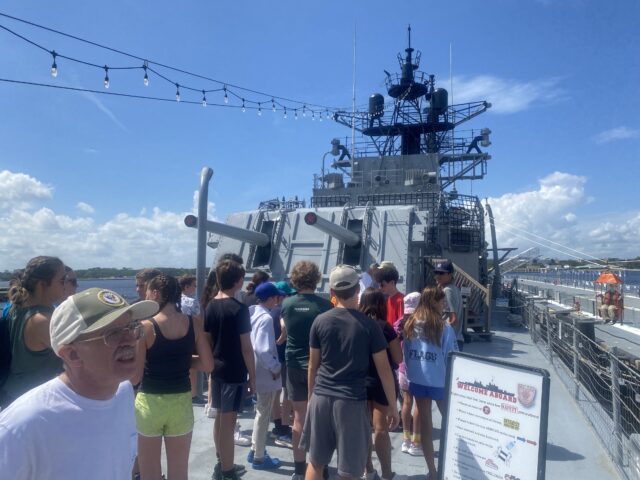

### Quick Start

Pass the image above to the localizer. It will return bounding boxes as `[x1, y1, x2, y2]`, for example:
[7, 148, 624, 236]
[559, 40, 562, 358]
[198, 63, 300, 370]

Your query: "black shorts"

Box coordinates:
[212, 381, 245, 413]
[286, 366, 308, 402]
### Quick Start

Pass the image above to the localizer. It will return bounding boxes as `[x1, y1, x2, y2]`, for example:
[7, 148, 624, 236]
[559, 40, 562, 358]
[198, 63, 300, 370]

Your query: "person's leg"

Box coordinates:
[305, 462, 325, 480]
[165, 432, 193, 480]
[137, 435, 163, 480]
[252, 391, 276, 461]
[400, 390, 413, 449]
[372, 402, 393, 479]
[219, 411, 239, 471]
[293, 400, 308, 462]
[414, 397, 436, 477]
[271, 388, 283, 434]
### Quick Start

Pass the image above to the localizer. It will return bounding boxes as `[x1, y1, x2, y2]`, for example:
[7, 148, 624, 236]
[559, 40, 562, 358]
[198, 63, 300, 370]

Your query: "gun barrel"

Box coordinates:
[184, 215, 270, 247]
[304, 212, 360, 247]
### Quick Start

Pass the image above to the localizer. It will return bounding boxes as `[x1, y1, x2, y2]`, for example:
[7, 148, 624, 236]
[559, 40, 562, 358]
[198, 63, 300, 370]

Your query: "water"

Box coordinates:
[506, 269, 640, 295]
[0, 278, 138, 303]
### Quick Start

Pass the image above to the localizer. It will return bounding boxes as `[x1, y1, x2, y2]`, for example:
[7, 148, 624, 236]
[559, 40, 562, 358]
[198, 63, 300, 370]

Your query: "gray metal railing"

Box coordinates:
[511, 290, 640, 479]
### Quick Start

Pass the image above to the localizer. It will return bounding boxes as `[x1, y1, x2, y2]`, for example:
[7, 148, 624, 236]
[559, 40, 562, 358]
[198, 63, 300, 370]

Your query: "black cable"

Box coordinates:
[0, 11, 347, 110]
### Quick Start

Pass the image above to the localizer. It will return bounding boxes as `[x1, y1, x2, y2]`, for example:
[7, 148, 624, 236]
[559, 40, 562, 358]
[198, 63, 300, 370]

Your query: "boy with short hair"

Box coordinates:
[301, 265, 399, 480]
[205, 260, 256, 480]
[377, 262, 404, 326]
[247, 282, 287, 470]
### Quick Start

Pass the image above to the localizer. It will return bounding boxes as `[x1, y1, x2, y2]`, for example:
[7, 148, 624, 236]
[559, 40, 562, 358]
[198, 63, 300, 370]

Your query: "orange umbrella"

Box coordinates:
[594, 271, 623, 285]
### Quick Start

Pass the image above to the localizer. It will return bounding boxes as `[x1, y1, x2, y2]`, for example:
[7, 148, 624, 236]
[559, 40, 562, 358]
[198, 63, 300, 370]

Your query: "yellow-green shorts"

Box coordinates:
[135, 391, 194, 437]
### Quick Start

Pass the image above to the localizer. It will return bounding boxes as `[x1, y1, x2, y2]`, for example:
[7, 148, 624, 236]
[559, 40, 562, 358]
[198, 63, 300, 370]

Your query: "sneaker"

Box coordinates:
[234, 423, 251, 447]
[274, 433, 293, 448]
[247, 449, 267, 463]
[192, 395, 207, 405]
[213, 463, 247, 480]
[291, 474, 305, 480]
[204, 404, 217, 418]
[362, 470, 380, 480]
[252, 453, 281, 470]
[401, 439, 411, 453]
[407, 442, 423, 456]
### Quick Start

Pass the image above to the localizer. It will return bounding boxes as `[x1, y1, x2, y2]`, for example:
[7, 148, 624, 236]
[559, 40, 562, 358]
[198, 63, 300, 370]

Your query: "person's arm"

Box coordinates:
[191, 315, 214, 372]
[131, 320, 154, 385]
[240, 332, 256, 393]
[372, 350, 400, 430]
[276, 317, 287, 345]
[307, 346, 321, 400]
[444, 287, 458, 328]
[23, 312, 53, 350]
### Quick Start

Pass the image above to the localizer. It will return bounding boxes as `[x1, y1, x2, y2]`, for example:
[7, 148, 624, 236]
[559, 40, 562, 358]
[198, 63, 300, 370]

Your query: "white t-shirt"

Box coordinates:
[0, 378, 137, 480]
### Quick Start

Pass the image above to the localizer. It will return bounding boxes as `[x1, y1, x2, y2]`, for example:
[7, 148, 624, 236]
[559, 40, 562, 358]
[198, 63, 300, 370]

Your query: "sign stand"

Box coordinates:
[438, 352, 550, 480]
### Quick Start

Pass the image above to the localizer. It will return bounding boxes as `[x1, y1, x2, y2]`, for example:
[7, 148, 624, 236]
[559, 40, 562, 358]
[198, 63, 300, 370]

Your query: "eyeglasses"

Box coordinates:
[75, 321, 144, 347]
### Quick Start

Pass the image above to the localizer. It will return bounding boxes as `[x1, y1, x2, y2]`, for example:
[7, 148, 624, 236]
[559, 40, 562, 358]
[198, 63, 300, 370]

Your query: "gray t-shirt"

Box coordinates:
[443, 283, 463, 341]
[309, 307, 387, 401]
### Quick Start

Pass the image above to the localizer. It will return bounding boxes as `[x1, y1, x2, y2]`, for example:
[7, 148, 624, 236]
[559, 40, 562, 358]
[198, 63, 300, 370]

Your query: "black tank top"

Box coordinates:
[140, 315, 194, 394]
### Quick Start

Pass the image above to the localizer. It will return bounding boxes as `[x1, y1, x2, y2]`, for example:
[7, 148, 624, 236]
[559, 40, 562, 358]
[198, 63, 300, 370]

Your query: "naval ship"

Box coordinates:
[181, 29, 622, 480]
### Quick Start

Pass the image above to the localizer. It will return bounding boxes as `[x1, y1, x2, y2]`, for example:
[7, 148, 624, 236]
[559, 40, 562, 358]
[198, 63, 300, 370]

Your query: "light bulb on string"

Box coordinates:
[143, 63, 149, 86]
[319, 111, 323, 122]
[284, 107, 287, 119]
[50, 51, 58, 78]
[271, 98, 276, 112]
[103, 66, 109, 89]
[295, 109, 298, 120]
[303, 105, 306, 117]
[326, 109, 330, 120]
[223, 85, 228, 104]
[175, 83, 181, 102]
[241, 99, 246, 113]
[312, 111, 315, 121]
[202, 90, 207, 107]
[257, 103, 262, 116]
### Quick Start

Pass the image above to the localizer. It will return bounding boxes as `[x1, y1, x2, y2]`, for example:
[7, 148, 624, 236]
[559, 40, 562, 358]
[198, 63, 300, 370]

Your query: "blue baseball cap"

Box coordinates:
[255, 282, 286, 301]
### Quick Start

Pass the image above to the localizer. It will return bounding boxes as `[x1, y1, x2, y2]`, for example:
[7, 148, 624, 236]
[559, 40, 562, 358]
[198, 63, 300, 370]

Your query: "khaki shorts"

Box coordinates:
[135, 391, 194, 437]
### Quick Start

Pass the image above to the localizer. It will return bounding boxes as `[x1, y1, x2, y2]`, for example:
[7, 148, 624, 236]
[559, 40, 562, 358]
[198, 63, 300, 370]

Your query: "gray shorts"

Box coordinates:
[299, 393, 371, 477]
[286, 366, 308, 402]
[212, 381, 245, 413]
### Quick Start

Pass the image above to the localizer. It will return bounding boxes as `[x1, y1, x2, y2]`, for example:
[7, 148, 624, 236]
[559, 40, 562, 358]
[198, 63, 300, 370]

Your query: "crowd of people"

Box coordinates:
[0, 254, 463, 480]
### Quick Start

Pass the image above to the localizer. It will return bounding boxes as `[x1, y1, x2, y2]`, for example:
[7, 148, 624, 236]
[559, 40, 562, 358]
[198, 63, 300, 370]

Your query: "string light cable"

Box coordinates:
[0, 12, 349, 114]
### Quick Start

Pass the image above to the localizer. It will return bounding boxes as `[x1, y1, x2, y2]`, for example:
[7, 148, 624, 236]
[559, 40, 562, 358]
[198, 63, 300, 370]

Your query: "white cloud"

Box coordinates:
[449, 75, 564, 114]
[0, 171, 217, 271]
[594, 126, 639, 144]
[76, 202, 95, 214]
[0, 170, 52, 209]
[488, 172, 640, 259]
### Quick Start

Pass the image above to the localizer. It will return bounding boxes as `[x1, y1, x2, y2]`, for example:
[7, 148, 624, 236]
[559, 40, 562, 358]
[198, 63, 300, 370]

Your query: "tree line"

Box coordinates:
[0, 267, 196, 281]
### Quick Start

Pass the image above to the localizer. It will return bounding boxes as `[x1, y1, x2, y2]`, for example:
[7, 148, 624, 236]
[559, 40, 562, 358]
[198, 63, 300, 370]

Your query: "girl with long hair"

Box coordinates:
[359, 288, 403, 480]
[133, 274, 213, 480]
[1, 256, 66, 406]
[403, 287, 457, 480]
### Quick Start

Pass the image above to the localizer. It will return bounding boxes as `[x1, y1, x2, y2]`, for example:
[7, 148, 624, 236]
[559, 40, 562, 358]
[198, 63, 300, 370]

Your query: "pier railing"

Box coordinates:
[512, 291, 640, 480]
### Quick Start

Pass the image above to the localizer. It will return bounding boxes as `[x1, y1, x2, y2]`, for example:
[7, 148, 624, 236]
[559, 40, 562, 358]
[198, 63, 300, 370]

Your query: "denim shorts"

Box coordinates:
[408, 382, 445, 401]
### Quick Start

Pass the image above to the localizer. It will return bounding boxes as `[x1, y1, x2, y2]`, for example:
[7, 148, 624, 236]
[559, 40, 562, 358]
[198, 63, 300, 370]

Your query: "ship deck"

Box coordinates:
[171, 310, 619, 480]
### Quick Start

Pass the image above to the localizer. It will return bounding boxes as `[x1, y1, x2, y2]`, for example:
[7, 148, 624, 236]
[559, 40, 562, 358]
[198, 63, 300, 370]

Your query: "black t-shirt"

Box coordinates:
[309, 307, 387, 401]
[366, 322, 398, 389]
[204, 297, 252, 383]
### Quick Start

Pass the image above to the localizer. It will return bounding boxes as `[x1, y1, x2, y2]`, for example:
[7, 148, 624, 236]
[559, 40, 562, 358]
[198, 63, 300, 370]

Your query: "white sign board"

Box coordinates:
[439, 353, 550, 480]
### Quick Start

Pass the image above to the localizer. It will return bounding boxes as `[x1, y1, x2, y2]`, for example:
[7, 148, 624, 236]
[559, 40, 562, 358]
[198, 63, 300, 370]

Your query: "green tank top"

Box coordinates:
[2, 305, 63, 402]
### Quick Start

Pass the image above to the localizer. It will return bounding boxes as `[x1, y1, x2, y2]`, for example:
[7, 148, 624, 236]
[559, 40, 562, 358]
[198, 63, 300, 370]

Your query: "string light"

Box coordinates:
[284, 107, 287, 119]
[312, 110, 315, 121]
[0, 15, 350, 118]
[50, 50, 57, 77]
[319, 111, 323, 122]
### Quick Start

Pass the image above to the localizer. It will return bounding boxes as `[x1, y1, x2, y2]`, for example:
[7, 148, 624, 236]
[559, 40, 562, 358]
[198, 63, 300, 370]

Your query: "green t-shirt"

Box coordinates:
[281, 293, 333, 370]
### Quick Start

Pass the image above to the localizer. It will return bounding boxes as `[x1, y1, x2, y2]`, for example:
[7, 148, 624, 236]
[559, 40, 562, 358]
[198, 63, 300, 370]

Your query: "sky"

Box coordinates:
[1, 0, 639, 270]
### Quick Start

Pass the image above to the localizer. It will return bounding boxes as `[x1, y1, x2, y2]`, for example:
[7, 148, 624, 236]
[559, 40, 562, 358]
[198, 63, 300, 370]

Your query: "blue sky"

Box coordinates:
[1, 0, 639, 270]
